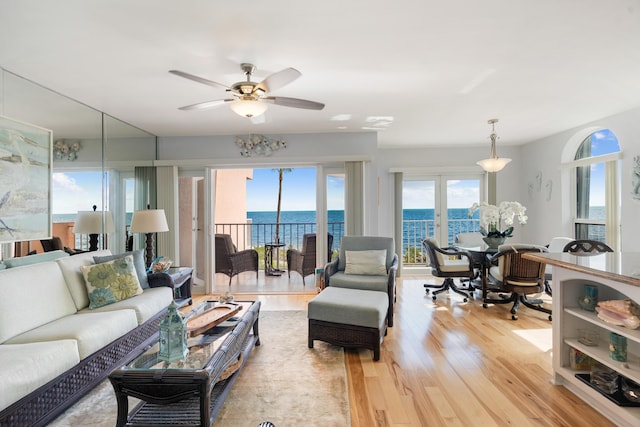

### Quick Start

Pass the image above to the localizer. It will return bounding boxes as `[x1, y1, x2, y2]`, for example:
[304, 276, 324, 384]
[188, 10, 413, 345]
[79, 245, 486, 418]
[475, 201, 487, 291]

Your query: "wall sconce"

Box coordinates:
[476, 118, 512, 172]
[235, 134, 286, 157]
[130, 206, 169, 267]
[73, 205, 115, 251]
[53, 139, 81, 161]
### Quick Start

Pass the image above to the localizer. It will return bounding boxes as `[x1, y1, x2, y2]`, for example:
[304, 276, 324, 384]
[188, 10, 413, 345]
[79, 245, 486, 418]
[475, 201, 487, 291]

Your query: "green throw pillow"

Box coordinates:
[94, 249, 149, 289]
[81, 255, 143, 309]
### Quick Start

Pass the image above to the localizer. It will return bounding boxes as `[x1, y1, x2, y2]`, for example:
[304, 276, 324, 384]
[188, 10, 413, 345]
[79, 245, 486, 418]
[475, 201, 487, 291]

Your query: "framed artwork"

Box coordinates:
[0, 114, 52, 243]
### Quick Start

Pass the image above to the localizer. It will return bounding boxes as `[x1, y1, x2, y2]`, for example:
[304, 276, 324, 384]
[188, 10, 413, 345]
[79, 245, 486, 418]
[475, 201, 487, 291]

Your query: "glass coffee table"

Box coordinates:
[108, 300, 261, 427]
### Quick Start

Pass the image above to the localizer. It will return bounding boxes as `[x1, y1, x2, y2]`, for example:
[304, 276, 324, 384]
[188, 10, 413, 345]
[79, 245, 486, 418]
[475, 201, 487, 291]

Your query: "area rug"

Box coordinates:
[49, 310, 350, 427]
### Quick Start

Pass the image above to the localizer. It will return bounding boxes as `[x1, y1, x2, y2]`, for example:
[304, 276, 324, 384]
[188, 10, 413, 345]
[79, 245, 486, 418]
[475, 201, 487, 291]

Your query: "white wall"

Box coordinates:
[519, 106, 640, 251]
[372, 144, 523, 240]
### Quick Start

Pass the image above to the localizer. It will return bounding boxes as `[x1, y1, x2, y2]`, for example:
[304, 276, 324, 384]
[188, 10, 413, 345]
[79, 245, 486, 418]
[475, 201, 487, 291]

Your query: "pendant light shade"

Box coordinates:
[477, 118, 512, 172]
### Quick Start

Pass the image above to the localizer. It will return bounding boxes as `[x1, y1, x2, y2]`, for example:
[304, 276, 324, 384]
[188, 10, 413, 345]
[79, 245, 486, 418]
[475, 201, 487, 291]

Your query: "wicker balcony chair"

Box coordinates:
[215, 234, 259, 286]
[483, 244, 551, 321]
[286, 233, 333, 285]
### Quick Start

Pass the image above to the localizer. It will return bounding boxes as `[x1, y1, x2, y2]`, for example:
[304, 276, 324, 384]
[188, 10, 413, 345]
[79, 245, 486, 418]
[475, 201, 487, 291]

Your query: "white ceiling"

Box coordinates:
[1, 0, 640, 148]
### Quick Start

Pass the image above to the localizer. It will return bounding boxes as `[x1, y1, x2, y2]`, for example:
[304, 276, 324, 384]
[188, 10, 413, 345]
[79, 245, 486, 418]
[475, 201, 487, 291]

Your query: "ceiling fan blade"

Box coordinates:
[254, 68, 301, 94]
[169, 70, 230, 91]
[264, 96, 325, 110]
[178, 99, 233, 111]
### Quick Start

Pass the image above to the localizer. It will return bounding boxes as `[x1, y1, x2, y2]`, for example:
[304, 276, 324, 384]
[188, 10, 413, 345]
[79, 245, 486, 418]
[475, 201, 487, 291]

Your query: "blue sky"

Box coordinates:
[246, 168, 345, 211]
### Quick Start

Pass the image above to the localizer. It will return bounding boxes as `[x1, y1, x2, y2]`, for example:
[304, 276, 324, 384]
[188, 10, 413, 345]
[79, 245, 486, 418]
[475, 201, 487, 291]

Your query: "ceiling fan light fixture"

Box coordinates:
[476, 118, 512, 172]
[230, 99, 268, 118]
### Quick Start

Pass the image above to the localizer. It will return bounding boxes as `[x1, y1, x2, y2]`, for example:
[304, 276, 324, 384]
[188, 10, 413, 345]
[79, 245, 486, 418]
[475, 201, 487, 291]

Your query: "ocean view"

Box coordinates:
[53, 206, 606, 252]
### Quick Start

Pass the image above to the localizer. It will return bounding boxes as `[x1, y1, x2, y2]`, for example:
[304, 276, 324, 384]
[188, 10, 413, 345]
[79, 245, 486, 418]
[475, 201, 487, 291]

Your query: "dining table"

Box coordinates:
[453, 243, 499, 302]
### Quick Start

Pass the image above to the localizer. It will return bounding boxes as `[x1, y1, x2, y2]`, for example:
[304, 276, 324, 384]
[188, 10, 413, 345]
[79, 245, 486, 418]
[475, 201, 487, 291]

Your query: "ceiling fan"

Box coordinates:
[169, 63, 325, 118]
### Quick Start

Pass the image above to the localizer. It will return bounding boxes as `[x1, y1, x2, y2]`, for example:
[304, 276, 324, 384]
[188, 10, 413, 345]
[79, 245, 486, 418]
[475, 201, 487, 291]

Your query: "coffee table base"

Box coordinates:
[121, 334, 258, 426]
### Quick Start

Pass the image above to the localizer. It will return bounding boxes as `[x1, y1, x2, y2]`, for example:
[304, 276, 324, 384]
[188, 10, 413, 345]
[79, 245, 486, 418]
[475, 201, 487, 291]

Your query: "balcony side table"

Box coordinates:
[264, 242, 285, 276]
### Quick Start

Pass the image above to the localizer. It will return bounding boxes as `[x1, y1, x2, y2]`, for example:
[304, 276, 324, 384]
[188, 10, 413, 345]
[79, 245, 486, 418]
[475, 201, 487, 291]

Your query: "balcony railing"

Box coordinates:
[215, 218, 480, 268]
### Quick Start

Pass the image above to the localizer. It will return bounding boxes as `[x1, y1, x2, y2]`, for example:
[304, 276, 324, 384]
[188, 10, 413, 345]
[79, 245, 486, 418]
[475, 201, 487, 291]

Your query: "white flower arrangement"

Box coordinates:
[468, 201, 527, 238]
[235, 134, 286, 157]
[53, 139, 81, 161]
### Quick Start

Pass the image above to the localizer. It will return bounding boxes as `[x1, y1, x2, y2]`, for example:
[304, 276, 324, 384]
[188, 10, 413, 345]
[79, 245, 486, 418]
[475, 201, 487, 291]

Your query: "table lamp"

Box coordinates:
[130, 206, 169, 266]
[73, 205, 115, 251]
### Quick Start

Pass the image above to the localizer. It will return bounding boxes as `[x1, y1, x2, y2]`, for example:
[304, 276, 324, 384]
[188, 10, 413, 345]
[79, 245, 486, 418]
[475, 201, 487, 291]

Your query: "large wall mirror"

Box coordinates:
[0, 68, 156, 258]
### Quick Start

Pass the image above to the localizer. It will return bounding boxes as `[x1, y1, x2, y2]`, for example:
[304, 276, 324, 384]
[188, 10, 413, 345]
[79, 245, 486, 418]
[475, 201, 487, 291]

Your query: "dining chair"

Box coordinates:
[422, 238, 475, 302]
[543, 236, 574, 295]
[563, 239, 614, 253]
[483, 244, 551, 321]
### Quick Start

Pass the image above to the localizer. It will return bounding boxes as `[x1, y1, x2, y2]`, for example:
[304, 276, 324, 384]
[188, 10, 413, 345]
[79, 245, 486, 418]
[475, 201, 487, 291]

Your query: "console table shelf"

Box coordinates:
[524, 252, 640, 427]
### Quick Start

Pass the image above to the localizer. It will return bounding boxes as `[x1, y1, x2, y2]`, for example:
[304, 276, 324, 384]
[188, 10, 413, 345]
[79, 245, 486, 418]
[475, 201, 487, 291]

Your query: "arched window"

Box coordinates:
[572, 129, 621, 248]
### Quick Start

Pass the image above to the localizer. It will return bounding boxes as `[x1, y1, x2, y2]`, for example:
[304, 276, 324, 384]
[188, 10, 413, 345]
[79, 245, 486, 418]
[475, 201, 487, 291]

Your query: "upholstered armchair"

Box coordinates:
[215, 234, 259, 286]
[422, 237, 475, 302]
[287, 233, 333, 285]
[324, 236, 397, 326]
[483, 244, 551, 321]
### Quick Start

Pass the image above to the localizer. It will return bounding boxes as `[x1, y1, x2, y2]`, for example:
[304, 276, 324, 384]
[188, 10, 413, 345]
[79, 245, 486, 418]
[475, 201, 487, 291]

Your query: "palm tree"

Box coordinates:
[273, 168, 292, 243]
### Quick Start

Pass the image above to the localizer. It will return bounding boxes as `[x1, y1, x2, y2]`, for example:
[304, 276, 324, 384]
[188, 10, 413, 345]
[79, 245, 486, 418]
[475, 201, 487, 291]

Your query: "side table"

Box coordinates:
[264, 242, 285, 276]
[149, 266, 193, 306]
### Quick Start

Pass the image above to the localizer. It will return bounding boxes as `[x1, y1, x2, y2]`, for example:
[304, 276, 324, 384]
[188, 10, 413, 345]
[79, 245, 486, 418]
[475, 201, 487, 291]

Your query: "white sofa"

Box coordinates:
[0, 250, 174, 426]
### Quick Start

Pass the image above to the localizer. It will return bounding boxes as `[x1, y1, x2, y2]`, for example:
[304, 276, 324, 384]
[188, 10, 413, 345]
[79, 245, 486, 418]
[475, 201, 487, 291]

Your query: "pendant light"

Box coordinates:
[476, 118, 512, 172]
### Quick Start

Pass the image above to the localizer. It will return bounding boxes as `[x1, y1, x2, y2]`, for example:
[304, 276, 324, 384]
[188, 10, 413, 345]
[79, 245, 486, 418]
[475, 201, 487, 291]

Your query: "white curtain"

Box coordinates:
[394, 172, 403, 276]
[156, 166, 179, 265]
[605, 160, 619, 251]
[345, 161, 364, 236]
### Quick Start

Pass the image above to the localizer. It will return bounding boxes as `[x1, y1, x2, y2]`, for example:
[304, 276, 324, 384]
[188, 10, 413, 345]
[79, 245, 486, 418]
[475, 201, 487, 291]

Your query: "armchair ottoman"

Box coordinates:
[308, 287, 388, 361]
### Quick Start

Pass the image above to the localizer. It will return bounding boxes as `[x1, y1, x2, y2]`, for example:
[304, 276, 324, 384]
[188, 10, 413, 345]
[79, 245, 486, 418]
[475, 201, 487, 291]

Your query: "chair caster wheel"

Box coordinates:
[510, 308, 517, 315]
[511, 315, 518, 320]
[548, 315, 552, 321]
[463, 298, 468, 303]
[482, 303, 487, 308]
[432, 295, 437, 301]
[425, 289, 430, 294]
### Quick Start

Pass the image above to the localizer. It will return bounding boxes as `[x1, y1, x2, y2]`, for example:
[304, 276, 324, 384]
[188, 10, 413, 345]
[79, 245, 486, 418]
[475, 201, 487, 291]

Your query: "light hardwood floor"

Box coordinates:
[193, 273, 614, 427]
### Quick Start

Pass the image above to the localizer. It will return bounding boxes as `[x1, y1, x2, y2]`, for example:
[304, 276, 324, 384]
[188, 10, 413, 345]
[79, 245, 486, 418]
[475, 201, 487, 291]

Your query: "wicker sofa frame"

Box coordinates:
[0, 304, 168, 426]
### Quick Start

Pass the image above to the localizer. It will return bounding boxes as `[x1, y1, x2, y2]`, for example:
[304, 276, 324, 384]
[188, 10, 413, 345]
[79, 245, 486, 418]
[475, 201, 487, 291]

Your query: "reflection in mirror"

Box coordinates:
[0, 68, 156, 257]
[103, 114, 156, 253]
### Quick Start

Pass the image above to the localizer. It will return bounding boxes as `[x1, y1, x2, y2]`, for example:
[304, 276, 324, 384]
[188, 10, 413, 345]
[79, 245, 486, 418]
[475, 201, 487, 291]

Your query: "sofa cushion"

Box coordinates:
[79, 286, 173, 325]
[344, 249, 387, 276]
[0, 340, 80, 412]
[57, 250, 112, 310]
[327, 271, 389, 293]
[0, 262, 78, 344]
[93, 249, 149, 289]
[338, 236, 395, 272]
[2, 250, 69, 268]
[5, 309, 138, 359]
[80, 255, 143, 309]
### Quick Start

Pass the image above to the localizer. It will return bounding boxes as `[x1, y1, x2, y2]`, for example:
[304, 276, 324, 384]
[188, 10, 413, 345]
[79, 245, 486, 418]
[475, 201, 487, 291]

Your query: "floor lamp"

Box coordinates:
[130, 208, 169, 267]
[73, 206, 115, 251]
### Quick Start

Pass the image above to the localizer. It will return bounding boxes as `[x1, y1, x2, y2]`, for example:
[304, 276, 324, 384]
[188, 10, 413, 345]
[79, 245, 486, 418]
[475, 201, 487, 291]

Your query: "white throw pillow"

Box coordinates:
[80, 255, 143, 309]
[344, 249, 387, 276]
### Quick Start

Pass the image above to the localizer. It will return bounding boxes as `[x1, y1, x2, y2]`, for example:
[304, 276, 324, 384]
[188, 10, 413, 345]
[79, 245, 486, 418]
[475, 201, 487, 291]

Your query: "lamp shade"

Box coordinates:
[476, 157, 512, 173]
[130, 209, 169, 233]
[73, 210, 115, 234]
[230, 99, 268, 118]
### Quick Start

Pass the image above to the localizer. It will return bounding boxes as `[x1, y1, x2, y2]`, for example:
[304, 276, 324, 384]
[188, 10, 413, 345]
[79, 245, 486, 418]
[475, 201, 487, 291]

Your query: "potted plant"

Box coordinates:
[468, 201, 528, 248]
